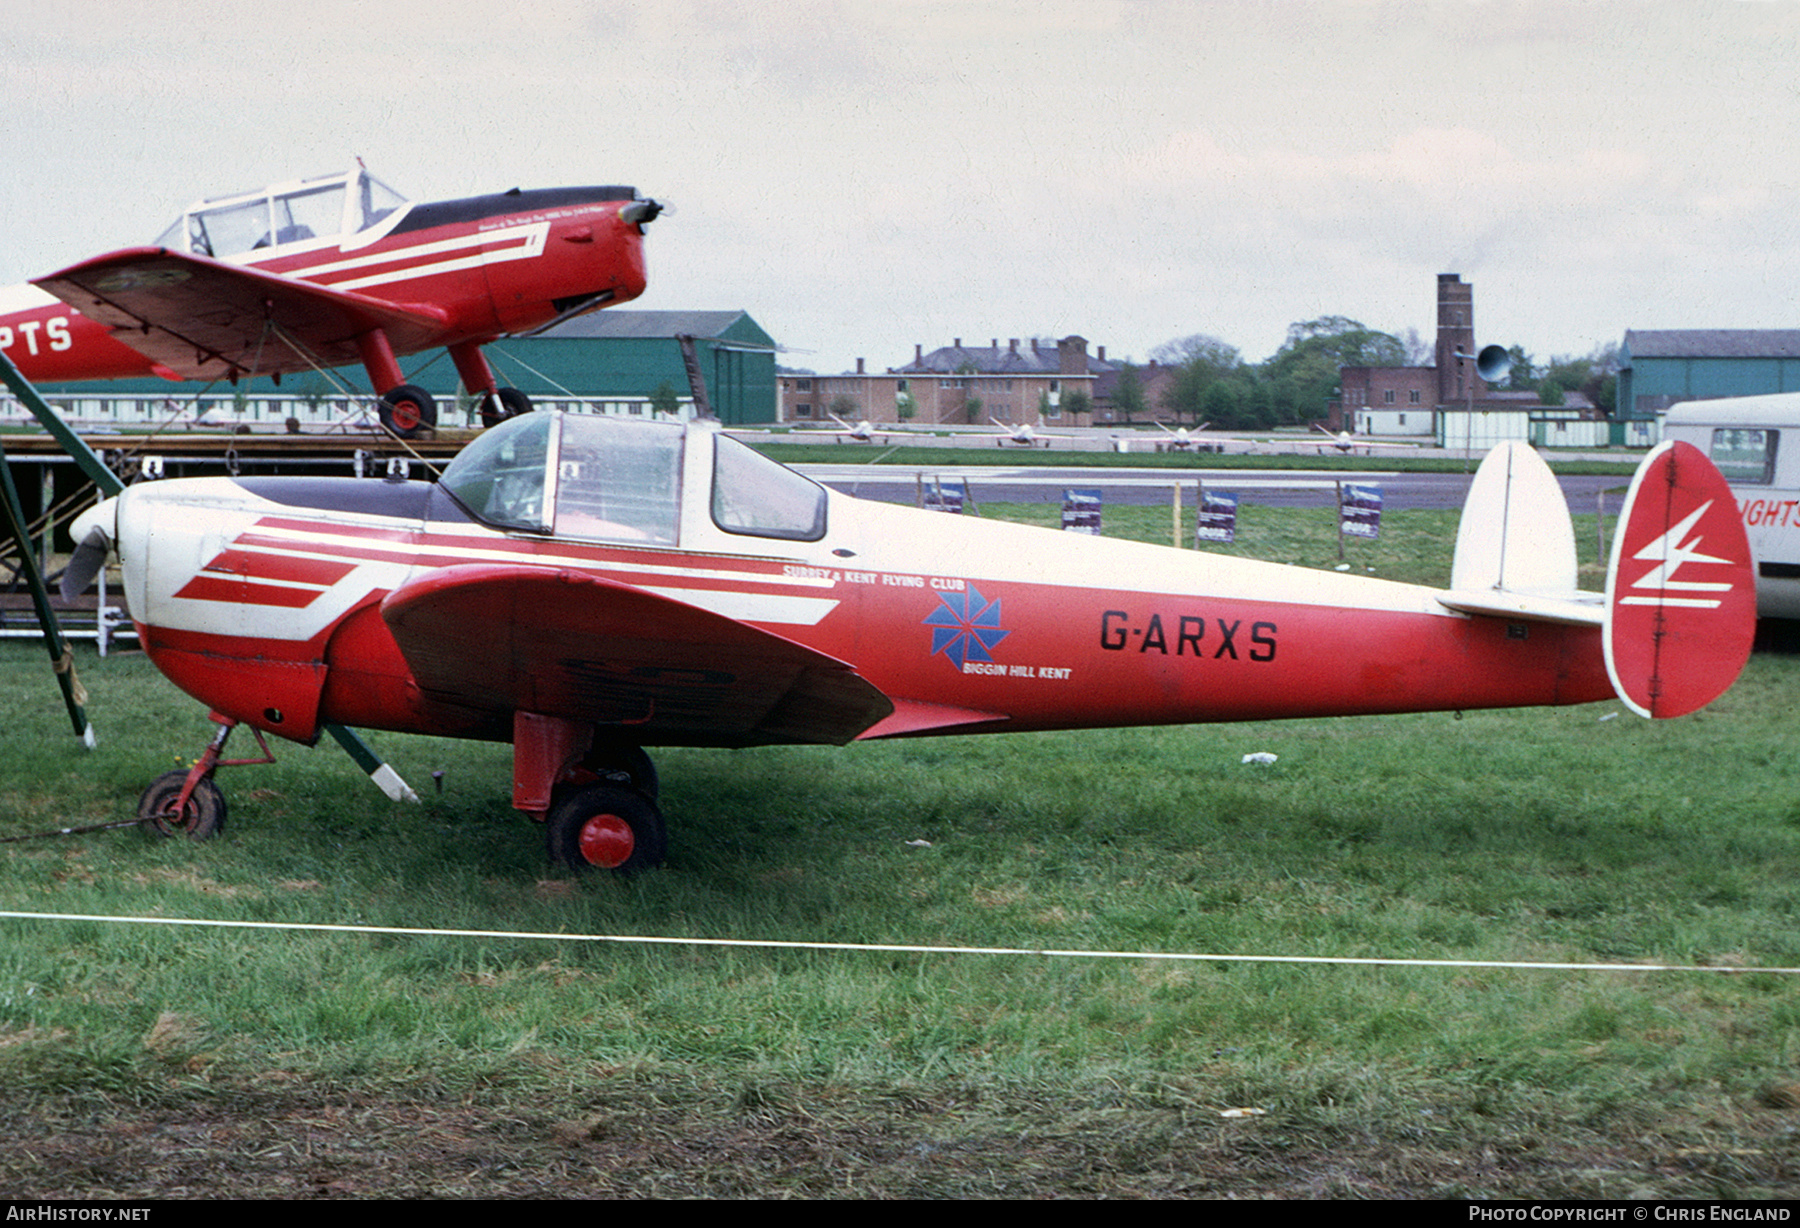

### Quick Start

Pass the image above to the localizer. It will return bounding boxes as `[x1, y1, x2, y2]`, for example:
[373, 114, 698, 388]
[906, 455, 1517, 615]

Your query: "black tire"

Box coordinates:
[137, 770, 227, 841]
[583, 743, 658, 800]
[545, 783, 666, 874]
[377, 384, 437, 439]
[479, 386, 532, 429]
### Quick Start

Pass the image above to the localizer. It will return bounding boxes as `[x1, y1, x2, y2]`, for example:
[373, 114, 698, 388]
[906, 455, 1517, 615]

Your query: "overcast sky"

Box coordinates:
[4, 0, 1797, 377]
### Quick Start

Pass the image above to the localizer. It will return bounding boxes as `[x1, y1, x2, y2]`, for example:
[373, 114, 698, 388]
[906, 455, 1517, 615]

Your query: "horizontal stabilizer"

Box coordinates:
[1436, 589, 1603, 626]
[1439, 441, 1594, 624]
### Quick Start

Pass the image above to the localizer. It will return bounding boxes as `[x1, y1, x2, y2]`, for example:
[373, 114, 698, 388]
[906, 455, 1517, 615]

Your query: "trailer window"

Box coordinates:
[1709, 428, 1779, 485]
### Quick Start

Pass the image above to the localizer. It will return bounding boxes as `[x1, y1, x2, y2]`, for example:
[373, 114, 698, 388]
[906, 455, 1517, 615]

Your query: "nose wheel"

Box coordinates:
[132, 718, 273, 843]
[137, 770, 227, 840]
[544, 783, 666, 875]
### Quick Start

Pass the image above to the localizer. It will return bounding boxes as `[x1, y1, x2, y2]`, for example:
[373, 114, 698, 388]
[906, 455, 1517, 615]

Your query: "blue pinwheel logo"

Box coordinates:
[924, 585, 1010, 669]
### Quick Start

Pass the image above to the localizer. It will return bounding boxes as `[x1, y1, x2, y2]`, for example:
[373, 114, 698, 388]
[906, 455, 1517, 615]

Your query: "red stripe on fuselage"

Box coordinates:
[235, 517, 812, 593]
[200, 548, 356, 587]
[173, 574, 327, 608]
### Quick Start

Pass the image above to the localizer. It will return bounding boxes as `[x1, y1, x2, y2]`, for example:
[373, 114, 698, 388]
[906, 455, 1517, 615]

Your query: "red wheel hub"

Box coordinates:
[577, 813, 635, 867]
[392, 401, 422, 431]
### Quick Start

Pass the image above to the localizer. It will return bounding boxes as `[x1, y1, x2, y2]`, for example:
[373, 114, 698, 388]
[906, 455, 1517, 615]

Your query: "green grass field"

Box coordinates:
[0, 502, 1797, 1197]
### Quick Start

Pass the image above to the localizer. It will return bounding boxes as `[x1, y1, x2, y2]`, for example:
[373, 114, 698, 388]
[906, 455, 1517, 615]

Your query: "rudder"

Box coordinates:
[1604, 440, 1756, 718]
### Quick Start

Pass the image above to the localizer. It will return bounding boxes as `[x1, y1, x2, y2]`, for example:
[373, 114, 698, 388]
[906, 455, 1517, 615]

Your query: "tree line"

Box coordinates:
[1120, 319, 1619, 430]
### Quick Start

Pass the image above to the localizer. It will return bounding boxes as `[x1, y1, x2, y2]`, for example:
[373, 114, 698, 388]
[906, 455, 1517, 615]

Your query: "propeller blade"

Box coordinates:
[59, 539, 107, 604]
[59, 500, 116, 604]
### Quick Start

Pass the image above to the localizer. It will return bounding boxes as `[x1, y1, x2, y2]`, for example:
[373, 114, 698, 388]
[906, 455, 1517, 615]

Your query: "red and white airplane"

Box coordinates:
[64, 412, 1754, 875]
[0, 166, 661, 434]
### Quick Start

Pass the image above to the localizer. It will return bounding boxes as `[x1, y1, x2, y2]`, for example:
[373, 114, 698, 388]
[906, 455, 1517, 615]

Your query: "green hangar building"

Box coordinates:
[1618, 330, 1800, 421]
[488, 310, 779, 426]
[11, 310, 780, 429]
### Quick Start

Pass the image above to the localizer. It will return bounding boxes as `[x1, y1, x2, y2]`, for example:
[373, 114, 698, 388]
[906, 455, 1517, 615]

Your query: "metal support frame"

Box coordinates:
[0, 385, 93, 745]
[0, 350, 417, 796]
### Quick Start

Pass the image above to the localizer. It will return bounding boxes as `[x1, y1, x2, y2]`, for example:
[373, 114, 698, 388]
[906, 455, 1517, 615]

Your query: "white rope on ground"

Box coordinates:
[0, 909, 1791, 975]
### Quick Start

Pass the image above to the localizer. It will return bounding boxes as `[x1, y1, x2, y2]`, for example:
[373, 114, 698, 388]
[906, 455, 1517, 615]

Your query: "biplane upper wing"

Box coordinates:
[380, 564, 896, 747]
[33, 247, 449, 380]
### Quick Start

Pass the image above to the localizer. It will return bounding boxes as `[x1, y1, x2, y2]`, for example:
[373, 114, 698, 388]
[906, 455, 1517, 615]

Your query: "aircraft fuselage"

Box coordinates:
[98, 420, 1612, 757]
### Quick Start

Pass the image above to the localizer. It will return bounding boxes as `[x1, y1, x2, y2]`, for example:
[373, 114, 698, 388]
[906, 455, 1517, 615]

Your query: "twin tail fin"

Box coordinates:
[1440, 440, 1753, 718]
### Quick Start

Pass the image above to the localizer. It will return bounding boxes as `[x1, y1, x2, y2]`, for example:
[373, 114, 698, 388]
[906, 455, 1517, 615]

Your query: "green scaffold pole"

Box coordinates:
[0, 352, 413, 792]
[0, 356, 94, 744]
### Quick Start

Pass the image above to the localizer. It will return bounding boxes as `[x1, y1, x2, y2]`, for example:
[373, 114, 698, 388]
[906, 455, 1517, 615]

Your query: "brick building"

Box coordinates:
[1333, 274, 1602, 445]
[1333, 273, 1486, 435]
[779, 336, 1117, 425]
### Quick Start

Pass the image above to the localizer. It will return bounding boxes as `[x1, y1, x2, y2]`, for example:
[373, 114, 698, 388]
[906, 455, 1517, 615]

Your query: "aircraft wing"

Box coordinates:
[33, 247, 450, 380]
[380, 564, 895, 747]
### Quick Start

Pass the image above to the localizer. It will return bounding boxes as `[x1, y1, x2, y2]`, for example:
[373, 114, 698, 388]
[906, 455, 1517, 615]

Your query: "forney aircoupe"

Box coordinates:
[63, 410, 1755, 873]
[0, 164, 662, 433]
[5, 166, 1755, 874]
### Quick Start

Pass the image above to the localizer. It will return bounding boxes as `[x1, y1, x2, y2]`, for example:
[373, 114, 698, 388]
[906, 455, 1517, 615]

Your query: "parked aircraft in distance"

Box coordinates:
[1152, 421, 1209, 450]
[988, 418, 1071, 447]
[1312, 423, 1420, 454]
[791, 413, 910, 443]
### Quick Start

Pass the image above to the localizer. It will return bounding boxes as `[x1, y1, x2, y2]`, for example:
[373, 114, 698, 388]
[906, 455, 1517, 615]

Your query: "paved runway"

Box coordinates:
[795, 463, 1629, 513]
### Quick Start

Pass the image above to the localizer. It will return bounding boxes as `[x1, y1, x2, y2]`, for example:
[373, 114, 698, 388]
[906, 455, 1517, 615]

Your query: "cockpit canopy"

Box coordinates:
[153, 167, 410, 259]
[439, 412, 828, 546]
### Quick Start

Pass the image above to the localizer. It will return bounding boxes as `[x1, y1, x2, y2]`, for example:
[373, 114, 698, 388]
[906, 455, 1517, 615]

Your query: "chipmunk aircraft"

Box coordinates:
[0, 165, 662, 435]
[791, 413, 911, 443]
[987, 418, 1072, 447]
[1156, 422, 1233, 452]
[62, 411, 1754, 875]
[1312, 423, 1419, 454]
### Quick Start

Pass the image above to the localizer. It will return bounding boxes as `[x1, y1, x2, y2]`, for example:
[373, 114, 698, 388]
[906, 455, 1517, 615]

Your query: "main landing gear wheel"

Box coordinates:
[377, 383, 438, 439]
[478, 387, 532, 429]
[137, 770, 227, 840]
[545, 783, 666, 875]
